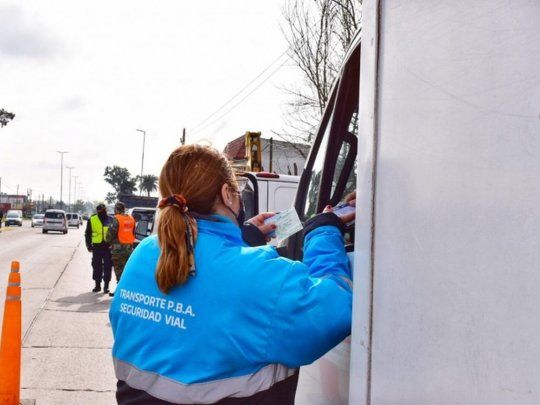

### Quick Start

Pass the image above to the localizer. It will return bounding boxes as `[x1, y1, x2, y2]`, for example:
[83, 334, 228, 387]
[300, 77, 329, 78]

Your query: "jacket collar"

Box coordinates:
[196, 214, 243, 244]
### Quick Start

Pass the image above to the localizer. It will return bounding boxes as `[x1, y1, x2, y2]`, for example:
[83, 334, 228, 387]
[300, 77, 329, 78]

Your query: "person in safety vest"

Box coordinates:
[109, 145, 355, 405]
[85, 203, 113, 293]
[105, 201, 135, 297]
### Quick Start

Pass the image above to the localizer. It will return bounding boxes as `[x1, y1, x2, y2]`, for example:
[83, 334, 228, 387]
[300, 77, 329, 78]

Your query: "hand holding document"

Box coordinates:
[263, 207, 303, 242]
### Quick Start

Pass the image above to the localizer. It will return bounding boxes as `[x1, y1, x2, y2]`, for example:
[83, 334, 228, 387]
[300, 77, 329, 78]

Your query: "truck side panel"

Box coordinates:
[368, 1, 540, 403]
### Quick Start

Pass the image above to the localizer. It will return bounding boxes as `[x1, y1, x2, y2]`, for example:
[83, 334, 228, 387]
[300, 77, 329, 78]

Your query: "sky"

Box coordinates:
[0, 0, 302, 203]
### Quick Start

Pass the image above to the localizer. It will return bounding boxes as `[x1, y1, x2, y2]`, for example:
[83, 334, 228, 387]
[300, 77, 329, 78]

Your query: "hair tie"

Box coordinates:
[158, 194, 188, 213]
[158, 194, 196, 277]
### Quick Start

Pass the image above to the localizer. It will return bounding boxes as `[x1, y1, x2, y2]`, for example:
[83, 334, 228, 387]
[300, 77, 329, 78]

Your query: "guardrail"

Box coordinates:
[0, 261, 21, 405]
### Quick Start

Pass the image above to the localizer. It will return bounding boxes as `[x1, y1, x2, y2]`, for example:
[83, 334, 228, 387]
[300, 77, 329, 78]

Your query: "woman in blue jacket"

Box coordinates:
[109, 145, 354, 404]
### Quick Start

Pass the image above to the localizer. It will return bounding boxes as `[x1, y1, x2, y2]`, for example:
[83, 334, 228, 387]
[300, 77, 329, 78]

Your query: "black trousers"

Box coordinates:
[116, 372, 298, 405]
[92, 245, 112, 284]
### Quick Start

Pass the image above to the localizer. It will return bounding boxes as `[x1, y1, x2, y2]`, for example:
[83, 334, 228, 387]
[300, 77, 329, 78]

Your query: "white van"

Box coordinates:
[43, 209, 68, 234]
[5, 210, 23, 227]
[292, 1, 540, 403]
[66, 213, 81, 228]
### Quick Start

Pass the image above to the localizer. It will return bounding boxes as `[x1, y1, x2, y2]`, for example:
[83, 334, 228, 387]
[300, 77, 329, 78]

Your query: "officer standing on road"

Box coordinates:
[85, 203, 113, 293]
[105, 201, 135, 297]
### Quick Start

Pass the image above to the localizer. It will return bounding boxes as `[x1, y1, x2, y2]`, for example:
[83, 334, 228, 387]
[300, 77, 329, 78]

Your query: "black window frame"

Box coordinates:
[286, 40, 361, 260]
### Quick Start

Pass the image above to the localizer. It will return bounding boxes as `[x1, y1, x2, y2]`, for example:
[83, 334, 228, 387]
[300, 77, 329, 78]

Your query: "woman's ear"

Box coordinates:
[220, 183, 232, 206]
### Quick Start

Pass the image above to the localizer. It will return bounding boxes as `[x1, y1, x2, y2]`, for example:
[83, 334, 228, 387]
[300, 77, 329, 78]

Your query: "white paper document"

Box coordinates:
[264, 207, 303, 242]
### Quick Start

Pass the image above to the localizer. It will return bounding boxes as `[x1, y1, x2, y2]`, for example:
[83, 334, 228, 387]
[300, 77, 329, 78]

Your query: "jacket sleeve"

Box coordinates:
[85, 218, 92, 249]
[241, 223, 267, 247]
[265, 224, 352, 368]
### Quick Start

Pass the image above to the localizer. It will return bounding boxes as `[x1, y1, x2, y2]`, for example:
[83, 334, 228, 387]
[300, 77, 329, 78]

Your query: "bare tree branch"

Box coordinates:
[276, 0, 361, 149]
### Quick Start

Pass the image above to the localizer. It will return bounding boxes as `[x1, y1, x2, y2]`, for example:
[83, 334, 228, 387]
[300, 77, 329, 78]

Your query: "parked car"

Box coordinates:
[66, 213, 81, 228]
[5, 210, 23, 227]
[43, 209, 68, 234]
[31, 214, 45, 228]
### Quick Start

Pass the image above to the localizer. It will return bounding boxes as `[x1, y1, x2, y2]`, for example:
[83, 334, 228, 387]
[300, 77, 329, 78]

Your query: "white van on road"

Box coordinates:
[66, 213, 81, 228]
[5, 210, 23, 227]
[43, 210, 68, 234]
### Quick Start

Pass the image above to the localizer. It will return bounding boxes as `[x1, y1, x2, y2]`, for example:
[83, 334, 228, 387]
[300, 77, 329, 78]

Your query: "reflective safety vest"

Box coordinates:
[115, 214, 135, 244]
[90, 215, 109, 244]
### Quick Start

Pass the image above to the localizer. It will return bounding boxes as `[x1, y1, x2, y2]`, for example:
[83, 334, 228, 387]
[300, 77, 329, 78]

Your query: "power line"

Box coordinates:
[192, 57, 290, 137]
[190, 50, 290, 133]
[190, 25, 319, 137]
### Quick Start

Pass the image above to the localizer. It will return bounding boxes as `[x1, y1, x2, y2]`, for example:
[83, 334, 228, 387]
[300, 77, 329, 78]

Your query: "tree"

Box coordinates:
[276, 0, 361, 149]
[73, 199, 85, 212]
[136, 174, 158, 197]
[0, 109, 15, 128]
[103, 166, 137, 197]
[105, 192, 117, 204]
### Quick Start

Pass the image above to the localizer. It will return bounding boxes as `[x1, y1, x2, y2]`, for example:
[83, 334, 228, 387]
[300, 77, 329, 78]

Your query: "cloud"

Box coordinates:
[0, 4, 61, 59]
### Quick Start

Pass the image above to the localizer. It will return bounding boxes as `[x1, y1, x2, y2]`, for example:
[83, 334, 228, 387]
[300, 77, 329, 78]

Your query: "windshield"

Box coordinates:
[7, 213, 20, 218]
[33, 214, 44, 219]
[45, 212, 64, 219]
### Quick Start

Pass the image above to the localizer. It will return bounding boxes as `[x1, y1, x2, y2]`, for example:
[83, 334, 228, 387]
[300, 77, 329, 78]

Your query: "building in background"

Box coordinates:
[223, 134, 309, 175]
[0, 194, 27, 210]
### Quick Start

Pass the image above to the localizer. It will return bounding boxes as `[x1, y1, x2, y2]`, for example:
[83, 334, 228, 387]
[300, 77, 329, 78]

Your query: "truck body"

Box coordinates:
[240, 172, 300, 219]
[291, 1, 540, 403]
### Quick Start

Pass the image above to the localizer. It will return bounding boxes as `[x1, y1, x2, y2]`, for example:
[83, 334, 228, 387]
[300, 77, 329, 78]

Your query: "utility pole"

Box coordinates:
[56, 151, 68, 209]
[136, 129, 147, 196]
[66, 166, 74, 211]
[73, 176, 79, 208]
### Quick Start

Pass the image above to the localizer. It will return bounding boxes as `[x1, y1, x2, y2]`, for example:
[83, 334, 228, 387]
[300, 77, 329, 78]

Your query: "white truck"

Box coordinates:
[291, 1, 540, 403]
[239, 172, 300, 219]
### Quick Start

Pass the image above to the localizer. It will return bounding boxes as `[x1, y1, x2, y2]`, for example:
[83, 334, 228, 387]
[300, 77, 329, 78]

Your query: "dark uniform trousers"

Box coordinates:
[92, 244, 112, 284]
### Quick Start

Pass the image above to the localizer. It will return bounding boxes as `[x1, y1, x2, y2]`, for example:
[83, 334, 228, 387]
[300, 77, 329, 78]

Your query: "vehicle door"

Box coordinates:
[289, 34, 361, 405]
[267, 180, 298, 213]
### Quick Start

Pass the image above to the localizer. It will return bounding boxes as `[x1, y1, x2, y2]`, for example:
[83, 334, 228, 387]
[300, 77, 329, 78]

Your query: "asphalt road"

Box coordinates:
[0, 221, 116, 404]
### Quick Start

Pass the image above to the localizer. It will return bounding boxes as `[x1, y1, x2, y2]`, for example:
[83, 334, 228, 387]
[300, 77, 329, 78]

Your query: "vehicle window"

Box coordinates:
[45, 212, 64, 219]
[7, 213, 19, 218]
[329, 111, 359, 203]
[66, 214, 72, 219]
[303, 114, 332, 220]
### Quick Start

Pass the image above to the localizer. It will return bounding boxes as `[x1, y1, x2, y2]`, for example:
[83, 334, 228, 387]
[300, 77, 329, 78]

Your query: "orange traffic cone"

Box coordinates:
[0, 261, 22, 405]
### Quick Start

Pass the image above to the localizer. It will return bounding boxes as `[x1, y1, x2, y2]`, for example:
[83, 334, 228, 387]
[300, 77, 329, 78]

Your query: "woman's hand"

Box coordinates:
[247, 212, 277, 240]
[324, 198, 356, 224]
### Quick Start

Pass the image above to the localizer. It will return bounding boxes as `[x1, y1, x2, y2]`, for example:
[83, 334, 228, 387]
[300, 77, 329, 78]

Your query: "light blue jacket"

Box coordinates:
[109, 215, 352, 403]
